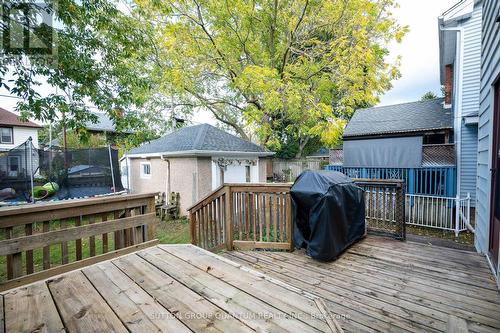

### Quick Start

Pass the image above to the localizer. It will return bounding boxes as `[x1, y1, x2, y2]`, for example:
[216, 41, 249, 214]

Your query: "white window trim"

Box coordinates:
[140, 161, 152, 179]
[0, 127, 13, 144]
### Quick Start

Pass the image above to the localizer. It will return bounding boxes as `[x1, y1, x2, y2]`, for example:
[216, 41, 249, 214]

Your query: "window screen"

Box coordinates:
[0, 127, 13, 144]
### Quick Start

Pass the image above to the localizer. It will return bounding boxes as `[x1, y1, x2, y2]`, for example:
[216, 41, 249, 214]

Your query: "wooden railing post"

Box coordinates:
[189, 211, 197, 245]
[225, 186, 233, 250]
[286, 192, 293, 250]
[146, 197, 157, 241]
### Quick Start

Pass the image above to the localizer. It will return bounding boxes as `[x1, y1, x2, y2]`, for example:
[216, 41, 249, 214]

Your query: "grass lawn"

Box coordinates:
[155, 218, 191, 244]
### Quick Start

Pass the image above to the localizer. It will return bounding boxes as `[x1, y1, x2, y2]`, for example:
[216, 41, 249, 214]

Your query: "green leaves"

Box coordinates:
[2, 0, 407, 156]
[135, 0, 407, 156]
[1, 0, 158, 148]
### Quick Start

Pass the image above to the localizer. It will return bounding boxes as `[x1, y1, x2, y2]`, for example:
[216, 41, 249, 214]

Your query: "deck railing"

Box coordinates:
[188, 184, 293, 252]
[188, 180, 407, 251]
[325, 165, 456, 197]
[355, 179, 406, 240]
[0, 193, 159, 291]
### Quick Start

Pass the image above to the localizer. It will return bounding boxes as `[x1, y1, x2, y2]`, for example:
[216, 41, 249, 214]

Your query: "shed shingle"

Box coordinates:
[343, 98, 452, 138]
[128, 124, 270, 156]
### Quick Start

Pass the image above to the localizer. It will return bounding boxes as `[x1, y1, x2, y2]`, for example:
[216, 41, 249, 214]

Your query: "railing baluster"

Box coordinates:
[76, 215, 83, 260]
[25, 223, 34, 275]
[113, 210, 123, 250]
[244, 192, 250, 241]
[89, 215, 96, 257]
[249, 193, 255, 241]
[102, 213, 108, 253]
[60, 219, 69, 265]
[42, 221, 50, 270]
[272, 194, 278, 242]
[239, 192, 243, 241]
[208, 201, 213, 248]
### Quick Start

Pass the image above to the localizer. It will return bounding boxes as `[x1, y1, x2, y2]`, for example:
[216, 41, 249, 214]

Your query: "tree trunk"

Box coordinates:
[295, 136, 310, 158]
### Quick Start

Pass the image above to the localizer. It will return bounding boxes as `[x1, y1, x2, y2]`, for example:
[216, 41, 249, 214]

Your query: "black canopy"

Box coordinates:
[291, 171, 366, 261]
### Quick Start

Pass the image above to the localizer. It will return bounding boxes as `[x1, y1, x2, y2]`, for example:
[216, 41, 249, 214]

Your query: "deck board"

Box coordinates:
[3, 283, 64, 333]
[47, 271, 128, 332]
[139, 246, 322, 333]
[81, 262, 190, 333]
[1, 237, 499, 333]
[158, 244, 338, 332]
[222, 236, 500, 333]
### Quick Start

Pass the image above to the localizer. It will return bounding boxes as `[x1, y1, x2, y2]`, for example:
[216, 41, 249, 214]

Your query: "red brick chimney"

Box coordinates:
[444, 64, 453, 104]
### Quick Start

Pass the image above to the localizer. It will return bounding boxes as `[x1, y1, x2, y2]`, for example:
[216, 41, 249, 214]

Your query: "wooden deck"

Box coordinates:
[1, 237, 499, 332]
[1, 244, 334, 333]
[223, 236, 500, 333]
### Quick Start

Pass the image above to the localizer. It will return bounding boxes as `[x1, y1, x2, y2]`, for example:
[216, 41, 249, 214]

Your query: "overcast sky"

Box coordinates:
[0, 0, 459, 124]
[378, 0, 458, 106]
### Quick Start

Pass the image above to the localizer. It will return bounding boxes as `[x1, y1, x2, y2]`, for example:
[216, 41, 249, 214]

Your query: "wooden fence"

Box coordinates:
[0, 193, 159, 291]
[188, 184, 293, 252]
[272, 159, 324, 182]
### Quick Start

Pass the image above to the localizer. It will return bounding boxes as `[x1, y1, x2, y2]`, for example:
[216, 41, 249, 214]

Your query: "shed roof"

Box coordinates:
[0, 107, 41, 128]
[343, 98, 452, 138]
[127, 124, 273, 157]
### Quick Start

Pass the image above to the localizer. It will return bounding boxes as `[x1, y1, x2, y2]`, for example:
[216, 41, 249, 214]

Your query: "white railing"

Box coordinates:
[405, 193, 472, 235]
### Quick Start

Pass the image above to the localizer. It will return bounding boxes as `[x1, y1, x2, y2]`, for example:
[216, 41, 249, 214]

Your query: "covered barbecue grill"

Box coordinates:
[291, 171, 366, 261]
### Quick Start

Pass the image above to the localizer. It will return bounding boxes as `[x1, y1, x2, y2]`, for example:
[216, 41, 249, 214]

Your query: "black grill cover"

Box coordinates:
[291, 171, 366, 261]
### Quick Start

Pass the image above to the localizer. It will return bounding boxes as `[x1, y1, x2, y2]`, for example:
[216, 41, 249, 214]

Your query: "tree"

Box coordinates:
[1, 0, 160, 146]
[134, 0, 408, 156]
[421, 91, 439, 101]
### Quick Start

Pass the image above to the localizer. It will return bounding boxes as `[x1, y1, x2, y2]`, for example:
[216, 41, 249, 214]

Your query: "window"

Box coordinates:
[140, 162, 151, 179]
[8, 156, 20, 177]
[245, 165, 251, 183]
[0, 127, 13, 144]
[423, 133, 446, 144]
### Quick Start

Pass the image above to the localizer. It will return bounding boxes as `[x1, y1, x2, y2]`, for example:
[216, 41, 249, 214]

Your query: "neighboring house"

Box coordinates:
[0, 107, 41, 181]
[0, 107, 41, 150]
[83, 111, 134, 145]
[123, 124, 274, 215]
[474, 0, 500, 284]
[327, 99, 457, 197]
[341, 99, 454, 168]
[439, 0, 483, 204]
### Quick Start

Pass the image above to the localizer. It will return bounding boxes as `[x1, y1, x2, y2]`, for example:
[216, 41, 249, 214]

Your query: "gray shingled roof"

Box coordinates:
[343, 98, 452, 138]
[128, 124, 271, 156]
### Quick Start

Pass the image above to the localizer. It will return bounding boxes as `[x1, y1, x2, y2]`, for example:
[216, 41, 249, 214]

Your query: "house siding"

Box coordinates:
[129, 157, 199, 216]
[461, 5, 483, 118]
[460, 123, 478, 201]
[0, 126, 39, 150]
[196, 157, 213, 202]
[458, 4, 482, 204]
[475, 0, 499, 270]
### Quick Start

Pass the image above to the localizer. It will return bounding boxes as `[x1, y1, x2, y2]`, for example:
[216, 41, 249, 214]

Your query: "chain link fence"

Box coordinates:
[354, 179, 406, 240]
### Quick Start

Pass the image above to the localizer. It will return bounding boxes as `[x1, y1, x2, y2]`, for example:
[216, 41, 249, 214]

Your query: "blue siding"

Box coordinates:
[461, 5, 483, 117]
[456, 4, 481, 207]
[460, 122, 478, 202]
[475, 0, 500, 258]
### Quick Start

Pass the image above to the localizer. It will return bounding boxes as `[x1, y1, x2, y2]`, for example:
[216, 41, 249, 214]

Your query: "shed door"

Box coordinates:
[489, 80, 500, 268]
